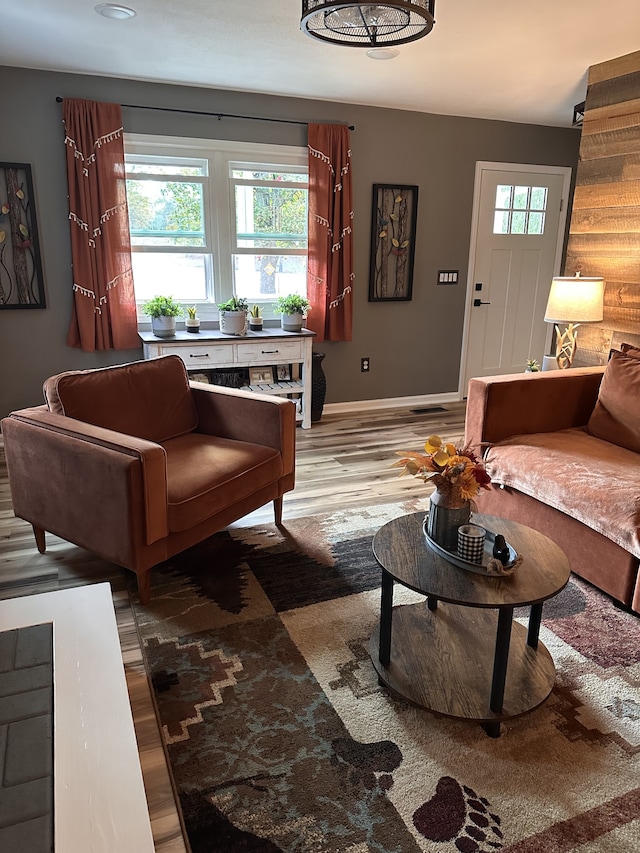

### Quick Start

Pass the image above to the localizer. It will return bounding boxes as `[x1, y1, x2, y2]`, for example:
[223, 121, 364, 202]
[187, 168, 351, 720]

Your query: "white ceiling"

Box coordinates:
[3, 0, 640, 127]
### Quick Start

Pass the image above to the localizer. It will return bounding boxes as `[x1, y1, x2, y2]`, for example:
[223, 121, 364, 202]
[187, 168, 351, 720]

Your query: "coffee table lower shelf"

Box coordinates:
[369, 602, 556, 730]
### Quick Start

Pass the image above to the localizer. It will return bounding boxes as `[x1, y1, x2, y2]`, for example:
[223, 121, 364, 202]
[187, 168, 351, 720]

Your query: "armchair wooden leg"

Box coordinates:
[274, 496, 284, 527]
[33, 525, 46, 554]
[137, 570, 151, 606]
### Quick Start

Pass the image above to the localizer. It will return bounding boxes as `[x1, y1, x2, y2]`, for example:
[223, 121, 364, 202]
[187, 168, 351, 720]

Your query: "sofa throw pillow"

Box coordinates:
[587, 350, 640, 453]
[43, 355, 198, 443]
[620, 342, 640, 357]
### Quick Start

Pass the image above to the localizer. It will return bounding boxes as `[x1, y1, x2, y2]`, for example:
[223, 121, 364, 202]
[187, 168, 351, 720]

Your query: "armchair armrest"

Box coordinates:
[190, 383, 296, 476]
[464, 367, 605, 454]
[2, 408, 168, 549]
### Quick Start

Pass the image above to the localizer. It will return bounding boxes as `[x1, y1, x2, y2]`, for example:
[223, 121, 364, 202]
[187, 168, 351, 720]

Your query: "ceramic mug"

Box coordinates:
[457, 524, 486, 564]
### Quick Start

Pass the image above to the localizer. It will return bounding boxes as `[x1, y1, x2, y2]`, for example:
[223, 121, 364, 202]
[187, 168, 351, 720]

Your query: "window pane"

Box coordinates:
[231, 169, 306, 182]
[127, 164, 205, 176]
[493, 211, 510, 234]
[127, 179, 205, 246]
[513, 186, 529, 209]
[235, 185, 307, 248]
[511, 211, 526, 233]
[530, 187, 548, 210]
[527, 211, 545, 234]
[233, 254, 307, 301]
[132, 253, 208, 302]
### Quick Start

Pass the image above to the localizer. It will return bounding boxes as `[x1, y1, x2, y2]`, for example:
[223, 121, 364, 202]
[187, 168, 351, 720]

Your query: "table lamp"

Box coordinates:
[543, 273, 604, 369]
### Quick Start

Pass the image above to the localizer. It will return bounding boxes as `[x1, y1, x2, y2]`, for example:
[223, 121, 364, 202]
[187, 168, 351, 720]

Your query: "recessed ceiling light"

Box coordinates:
[366, 48, 400, 60]
[95, 4, 136, 19]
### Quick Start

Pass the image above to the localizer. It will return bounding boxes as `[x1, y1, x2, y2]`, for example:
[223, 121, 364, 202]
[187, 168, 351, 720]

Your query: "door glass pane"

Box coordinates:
[513, 186, 529, 209]
[530, 187, 548, 210]
[493, 211, 510, 234]
[495, 185, 512, 208]
[527, 212, 545, 234]
[511, 211, 526, 233]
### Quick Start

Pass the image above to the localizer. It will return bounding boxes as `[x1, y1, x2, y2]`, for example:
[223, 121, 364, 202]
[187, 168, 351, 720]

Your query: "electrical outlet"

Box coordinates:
[361, 357, 370, 373]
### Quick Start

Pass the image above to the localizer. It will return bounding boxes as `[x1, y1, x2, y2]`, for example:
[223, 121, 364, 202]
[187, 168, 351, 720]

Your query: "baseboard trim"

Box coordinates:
[323, 392, 461, 415]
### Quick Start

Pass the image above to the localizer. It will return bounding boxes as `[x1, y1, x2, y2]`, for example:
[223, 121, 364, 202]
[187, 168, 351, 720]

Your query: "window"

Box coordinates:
[493, 184, 548, 235]
[124, 135, 308, 317]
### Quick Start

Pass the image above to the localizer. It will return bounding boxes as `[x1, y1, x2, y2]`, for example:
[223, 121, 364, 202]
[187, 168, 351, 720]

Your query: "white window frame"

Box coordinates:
[124, 134, 308, 320]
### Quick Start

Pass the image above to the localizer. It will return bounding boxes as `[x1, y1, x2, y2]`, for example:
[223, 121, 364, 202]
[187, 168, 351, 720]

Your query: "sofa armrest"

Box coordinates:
[464, 367, 605, 453]
[2, 408, 168, 547]
[190, 383, 296, 476]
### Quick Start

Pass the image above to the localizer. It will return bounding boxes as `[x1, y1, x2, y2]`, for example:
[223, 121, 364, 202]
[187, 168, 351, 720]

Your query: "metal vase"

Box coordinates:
[426, 489, 471, 552]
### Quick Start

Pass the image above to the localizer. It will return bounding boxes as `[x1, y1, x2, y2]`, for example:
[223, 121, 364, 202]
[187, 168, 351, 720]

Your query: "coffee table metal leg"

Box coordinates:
[527, 603, 543, 649]
[379, 570, 394, 666]
[490, 606, 513, 714]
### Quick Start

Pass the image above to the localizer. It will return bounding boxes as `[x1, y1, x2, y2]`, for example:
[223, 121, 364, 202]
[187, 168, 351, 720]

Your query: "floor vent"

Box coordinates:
[410, 406, 447, 414]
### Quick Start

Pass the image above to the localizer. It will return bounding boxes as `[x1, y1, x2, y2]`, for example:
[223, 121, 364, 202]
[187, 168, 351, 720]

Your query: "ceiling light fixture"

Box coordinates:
[301, 0, 435, 47]
[366, 47, 400, 59]
[94, 4, 137, 19]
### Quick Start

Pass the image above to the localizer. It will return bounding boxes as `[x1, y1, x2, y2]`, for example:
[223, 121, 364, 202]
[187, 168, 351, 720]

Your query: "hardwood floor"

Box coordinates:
[0, 401, 466, 851]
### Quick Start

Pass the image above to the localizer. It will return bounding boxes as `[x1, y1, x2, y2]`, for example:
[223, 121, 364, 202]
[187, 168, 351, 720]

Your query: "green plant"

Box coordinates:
[186, 305, 198, 320]
[276, 294, 311, 315]
[526, 358, 541, 372]
[250, 304, 263, 319]
[141, 295, 183, 318]
[217, 296, 249, 313]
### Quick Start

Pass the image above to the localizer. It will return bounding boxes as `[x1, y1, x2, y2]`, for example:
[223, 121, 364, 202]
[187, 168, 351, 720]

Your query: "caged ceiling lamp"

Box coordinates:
[301, 0, 435, 47]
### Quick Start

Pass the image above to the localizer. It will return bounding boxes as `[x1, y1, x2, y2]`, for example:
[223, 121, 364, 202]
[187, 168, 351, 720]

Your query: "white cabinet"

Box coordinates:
[139, 328, 315, 428]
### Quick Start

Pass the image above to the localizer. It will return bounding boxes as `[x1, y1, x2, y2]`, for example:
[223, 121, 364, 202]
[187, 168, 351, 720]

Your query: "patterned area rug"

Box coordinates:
[131, 501, 640, 852]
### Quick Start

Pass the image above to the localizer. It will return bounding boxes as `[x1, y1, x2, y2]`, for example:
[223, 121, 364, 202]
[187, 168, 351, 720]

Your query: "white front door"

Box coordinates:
[460, 163, 571, 391]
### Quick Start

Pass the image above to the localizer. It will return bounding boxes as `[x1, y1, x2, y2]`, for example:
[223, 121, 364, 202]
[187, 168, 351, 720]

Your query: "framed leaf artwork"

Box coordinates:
[0, 162, 46, 309]
[368, 184, 418, 302]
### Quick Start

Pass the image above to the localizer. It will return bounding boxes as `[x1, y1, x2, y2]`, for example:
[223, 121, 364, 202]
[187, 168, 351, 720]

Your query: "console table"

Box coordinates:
[139, 328, 315, 428]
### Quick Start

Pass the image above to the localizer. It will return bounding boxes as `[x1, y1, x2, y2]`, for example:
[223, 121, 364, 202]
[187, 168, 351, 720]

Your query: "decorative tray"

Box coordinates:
[422, 517, 520, 576]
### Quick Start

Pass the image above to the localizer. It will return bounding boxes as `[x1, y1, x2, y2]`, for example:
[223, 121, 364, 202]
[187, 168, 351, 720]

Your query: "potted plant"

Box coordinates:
[185, 305, 200, 334]
[249, 304, 264, 332]
[218, 295, 249, 336]
[276, 294, 311, 332]
[141, 295, 183, 338]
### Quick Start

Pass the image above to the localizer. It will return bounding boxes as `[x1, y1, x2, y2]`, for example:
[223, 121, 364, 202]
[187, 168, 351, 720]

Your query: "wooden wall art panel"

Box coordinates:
[564, 49, 640, 365]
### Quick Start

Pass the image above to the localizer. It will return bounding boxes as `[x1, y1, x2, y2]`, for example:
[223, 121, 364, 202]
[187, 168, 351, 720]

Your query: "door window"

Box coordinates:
[493, 185, 548, 235]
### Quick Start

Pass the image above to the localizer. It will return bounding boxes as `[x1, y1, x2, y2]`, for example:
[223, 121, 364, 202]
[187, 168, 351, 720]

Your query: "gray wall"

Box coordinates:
[0, 66, 580, 417]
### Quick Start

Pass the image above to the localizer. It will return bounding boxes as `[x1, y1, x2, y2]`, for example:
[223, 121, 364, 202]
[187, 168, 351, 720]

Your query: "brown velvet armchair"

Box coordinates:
[1, 355, 296, 604]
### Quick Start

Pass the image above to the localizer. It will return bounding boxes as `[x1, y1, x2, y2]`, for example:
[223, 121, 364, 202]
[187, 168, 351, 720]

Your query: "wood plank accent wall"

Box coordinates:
[565, 49, 640, 365]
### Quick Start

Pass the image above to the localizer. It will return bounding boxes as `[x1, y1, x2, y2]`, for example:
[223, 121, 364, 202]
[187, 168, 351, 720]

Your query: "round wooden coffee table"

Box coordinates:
[369, 512, 570, 736]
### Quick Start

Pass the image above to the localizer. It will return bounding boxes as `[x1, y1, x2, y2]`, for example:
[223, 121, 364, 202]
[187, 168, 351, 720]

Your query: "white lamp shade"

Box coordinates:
[544, 275, 604, 323]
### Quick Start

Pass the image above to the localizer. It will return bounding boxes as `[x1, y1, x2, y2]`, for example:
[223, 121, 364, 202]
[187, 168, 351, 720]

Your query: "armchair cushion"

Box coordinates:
[162, 433, 282, 531]
[43, 355, 198, 443]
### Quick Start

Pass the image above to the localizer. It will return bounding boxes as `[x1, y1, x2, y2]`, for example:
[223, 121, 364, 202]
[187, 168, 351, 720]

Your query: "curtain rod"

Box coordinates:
[55, 97, 355, 131]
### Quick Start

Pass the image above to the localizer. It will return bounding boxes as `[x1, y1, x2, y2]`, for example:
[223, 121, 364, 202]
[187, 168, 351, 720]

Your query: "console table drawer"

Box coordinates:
[160, 344, 234, 368]
[236, 340, 303, 363]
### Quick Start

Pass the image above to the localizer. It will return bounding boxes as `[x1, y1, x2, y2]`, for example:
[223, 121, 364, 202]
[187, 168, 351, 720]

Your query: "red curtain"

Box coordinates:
[63, 98, 139, 351]
[307, 124, 353, 342]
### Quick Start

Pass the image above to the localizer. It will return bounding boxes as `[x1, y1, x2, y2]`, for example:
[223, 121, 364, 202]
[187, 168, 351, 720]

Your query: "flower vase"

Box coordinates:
[426, 488, 471, 552]
[311, 352, 327, 422]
